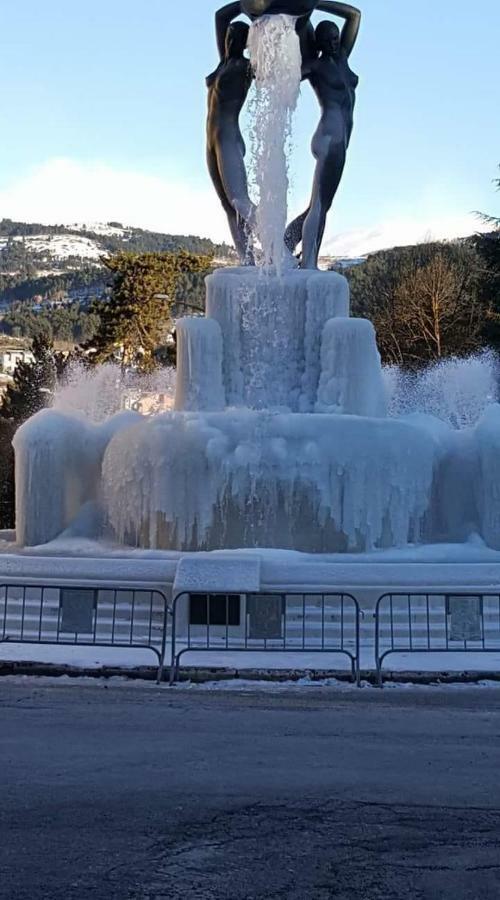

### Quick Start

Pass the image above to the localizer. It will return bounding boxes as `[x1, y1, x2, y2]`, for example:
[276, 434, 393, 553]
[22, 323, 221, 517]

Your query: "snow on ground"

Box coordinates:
[1, 539, 500, 678]
[1, 641, 500, 676]
[5, 534, 500, 564]
[172, 677, 500, 692]
[1, 672, 499, 693]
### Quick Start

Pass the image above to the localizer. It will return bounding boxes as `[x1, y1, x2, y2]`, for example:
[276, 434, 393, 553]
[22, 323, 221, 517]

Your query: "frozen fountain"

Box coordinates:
[11, 11, 500, 558]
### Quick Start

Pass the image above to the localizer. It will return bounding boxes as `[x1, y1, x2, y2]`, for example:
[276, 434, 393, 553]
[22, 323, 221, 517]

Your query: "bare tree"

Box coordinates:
[347, 241, 484, 367]
[386, 251, 482, 364]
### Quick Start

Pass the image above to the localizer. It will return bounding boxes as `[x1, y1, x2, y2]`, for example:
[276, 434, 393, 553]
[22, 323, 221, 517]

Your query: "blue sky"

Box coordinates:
[0, 0, 498, 254]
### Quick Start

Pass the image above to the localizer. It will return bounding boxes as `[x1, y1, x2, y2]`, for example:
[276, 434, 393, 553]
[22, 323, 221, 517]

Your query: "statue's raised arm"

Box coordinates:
[215, 2, 243, 59]
[316, 2, 361, 56]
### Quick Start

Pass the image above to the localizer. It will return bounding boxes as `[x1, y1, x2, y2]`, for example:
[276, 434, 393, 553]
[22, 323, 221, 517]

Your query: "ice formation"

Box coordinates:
[14, 409, 141, 547]
[17, 356, 500, 553]
[101, 410, 442, 552]
[53, 361, 176, 423]
[12, 14, 500, 558]
[475, 405, 500, 550]
[316, 318, 387, 417]
[384, 350, 498, 428]
[175, 317, 225, 412]
[205, 267, 350, 410]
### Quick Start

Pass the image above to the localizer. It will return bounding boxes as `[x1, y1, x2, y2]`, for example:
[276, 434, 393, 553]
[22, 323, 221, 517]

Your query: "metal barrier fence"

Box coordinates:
[171, 591, 361, 685]
[0, 583, 170, 682]
[375, 591, 500, 685]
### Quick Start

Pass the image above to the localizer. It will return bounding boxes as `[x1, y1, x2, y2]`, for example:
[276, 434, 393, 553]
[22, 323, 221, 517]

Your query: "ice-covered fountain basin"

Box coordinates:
[15, 406, 447, 551]
[15, 399, 500, 555]
[100, 409, 443, 552]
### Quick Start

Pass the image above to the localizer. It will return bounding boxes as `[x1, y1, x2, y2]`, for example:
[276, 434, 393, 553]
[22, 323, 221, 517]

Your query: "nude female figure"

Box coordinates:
[285, 2, 361, 269]
[207, 5, 257, 264]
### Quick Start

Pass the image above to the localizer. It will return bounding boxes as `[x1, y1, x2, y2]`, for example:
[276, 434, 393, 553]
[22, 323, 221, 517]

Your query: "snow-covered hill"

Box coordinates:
[71, 222, 128, 238]
[0, 234, 104, 264]
[0, 220, 235, 306]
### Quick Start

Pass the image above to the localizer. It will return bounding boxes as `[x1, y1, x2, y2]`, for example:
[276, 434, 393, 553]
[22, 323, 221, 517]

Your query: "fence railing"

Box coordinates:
[170, 591, 362, 685]
[0, 583, 170, 682]
[5, 583, 499, 687]
[375, 591, 500, 685]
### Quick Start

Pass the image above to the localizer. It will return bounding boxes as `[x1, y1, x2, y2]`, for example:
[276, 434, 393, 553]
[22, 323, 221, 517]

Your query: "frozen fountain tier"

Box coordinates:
[175, 317, 225, 412]
[317, 318, 387, 417]
[101, 410, 443, 553]
[176, 267, 351, 413]
[13, 409, 142, 547]
[95, 269, 437, 553]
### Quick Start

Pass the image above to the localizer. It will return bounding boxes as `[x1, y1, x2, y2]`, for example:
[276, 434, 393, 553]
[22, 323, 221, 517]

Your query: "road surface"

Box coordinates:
[1, 679, 500, 899]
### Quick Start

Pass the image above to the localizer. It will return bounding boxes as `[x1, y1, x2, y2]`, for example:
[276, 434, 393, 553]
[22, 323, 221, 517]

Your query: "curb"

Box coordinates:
[1, 660, 500, 686]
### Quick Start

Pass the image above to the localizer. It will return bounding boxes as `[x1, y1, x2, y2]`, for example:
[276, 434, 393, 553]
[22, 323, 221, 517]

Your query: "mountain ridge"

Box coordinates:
[0, 219, 235, 307]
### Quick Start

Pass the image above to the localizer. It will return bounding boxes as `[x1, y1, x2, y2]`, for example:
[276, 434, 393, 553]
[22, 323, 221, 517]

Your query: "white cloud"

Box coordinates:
[323, 213, 489, 258]
[0, 158, 488, 257]
[0, 158, 230, 242]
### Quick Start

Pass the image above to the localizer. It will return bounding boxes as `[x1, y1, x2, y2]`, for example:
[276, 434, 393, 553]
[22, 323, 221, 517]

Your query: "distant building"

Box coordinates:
[122, 391, 174, 416]
[0, 338, 34, 375]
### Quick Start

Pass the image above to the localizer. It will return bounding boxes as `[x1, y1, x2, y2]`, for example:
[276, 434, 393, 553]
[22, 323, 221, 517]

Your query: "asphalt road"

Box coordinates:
[1, 680, 500, 900]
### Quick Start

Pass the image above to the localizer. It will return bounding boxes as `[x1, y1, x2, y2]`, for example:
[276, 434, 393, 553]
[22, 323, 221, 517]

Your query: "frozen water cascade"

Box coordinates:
[12, 19, 500, 557]
[14, 409, 142, 547]
[175, 318, 225, 412]
[317, 319, 387, 417]
[102, 411, 441, 552]
[204, 268, 350, 411]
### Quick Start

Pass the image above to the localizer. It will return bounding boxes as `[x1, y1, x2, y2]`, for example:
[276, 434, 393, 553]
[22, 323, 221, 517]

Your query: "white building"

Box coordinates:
[0, 340, 35, 375]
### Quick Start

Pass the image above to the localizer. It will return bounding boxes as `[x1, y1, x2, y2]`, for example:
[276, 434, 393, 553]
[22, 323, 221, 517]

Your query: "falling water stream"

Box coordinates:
[248, 14, 302, 272]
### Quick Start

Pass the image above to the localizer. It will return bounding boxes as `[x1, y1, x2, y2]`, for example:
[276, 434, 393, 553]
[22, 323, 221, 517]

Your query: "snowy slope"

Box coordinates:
[8, 234, 104, 261]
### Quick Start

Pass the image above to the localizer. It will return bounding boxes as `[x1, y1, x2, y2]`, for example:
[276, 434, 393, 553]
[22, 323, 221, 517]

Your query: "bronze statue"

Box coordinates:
[207, 8, 256, 265]
[285, 2, 361, 268]
[211, 1, 361, 268]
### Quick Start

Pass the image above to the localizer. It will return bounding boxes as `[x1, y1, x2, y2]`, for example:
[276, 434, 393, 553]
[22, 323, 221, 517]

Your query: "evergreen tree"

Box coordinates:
[475, 170, 500, 347]
[87, 250, 212, 371]
[0, 418, 15, 528]
[1, 335, 57, 425]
